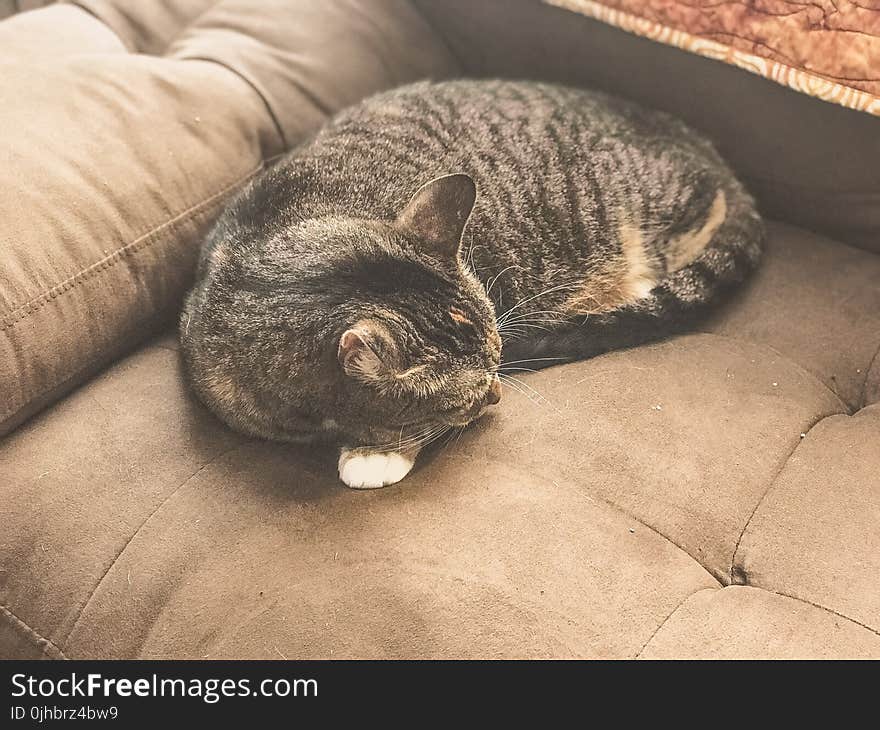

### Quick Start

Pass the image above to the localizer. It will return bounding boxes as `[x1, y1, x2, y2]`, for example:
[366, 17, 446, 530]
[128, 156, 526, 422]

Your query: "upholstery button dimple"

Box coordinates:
[730, 565, 749, 586]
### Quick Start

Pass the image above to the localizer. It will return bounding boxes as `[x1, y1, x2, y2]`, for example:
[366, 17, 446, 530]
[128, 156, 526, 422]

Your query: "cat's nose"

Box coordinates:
[486, 376, 502, 405]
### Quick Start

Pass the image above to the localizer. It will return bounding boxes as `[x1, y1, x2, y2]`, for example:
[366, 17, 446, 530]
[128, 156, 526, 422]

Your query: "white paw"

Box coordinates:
[337, 449, 415, 489]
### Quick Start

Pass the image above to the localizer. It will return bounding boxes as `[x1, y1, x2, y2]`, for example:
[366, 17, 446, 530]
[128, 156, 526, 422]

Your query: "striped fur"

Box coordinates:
[252, 79, 763, 363]
[181, 79, 764, 486]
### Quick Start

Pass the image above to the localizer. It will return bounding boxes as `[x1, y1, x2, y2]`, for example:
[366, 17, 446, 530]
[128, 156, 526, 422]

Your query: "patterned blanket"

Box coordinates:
[546, 0, 880, 116]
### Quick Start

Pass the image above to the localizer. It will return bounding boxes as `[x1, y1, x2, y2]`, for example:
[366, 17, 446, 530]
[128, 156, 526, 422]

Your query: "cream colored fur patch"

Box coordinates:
[566, 219, 658, 314]
[666, 190, 727, 271]
[619, 221, 657, 300]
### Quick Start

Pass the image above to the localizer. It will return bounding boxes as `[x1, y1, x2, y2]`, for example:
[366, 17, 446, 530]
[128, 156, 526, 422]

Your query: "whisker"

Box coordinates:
[495, 283, 579, 325]
[498, 319, 560, 330]
[498, 315, 564, 326]
[500, 309, 568, 325]
[500, 373, 548, 399]
[499, 322, 554, 335]
[371, 424, 449, 453]
[499, 356, 570, 366]
[464, 237, 478, 271]
[440, 425, 466, 451]
[497, 375, 545, 408]
[496, 325, 530, 338]
[497, 372, 539, 396]
[439, 427, 460, 449]
[419, 425, 455, 452]
[498, 373, 556, 411]
[485, 265, 516, 296]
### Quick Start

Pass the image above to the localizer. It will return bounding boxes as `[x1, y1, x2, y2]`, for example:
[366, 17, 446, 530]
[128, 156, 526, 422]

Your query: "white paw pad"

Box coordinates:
[338, 449, 415, 489]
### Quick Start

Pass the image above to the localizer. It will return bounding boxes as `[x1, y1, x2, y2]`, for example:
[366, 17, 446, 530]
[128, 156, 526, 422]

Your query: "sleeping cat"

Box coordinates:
[180, 79, 764, 489]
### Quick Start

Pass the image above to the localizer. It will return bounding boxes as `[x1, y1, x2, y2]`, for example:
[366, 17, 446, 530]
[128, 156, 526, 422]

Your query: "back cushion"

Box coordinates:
[0, 0, 458, 435]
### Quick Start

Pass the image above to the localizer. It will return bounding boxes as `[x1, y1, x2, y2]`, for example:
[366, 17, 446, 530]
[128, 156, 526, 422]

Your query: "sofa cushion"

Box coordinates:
[0, 1, 458, 437]
[734, 404, 880, 630]
[72, 0, 457, 150]
[2, 221, 878, 659]
[704, 225, 880, 411]
[639, 587, 880, 659]
[0, 5, 275, 437]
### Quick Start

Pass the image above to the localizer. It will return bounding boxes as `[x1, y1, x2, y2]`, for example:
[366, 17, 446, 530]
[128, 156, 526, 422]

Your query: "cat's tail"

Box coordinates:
[500, 189, 765, 368]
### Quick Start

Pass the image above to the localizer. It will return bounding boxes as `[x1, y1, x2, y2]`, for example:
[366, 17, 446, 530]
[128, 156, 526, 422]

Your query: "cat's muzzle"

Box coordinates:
[487, 375, 502, 405]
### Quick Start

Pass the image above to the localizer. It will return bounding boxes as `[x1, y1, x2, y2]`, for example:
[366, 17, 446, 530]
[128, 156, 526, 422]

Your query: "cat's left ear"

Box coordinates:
[337, 320, 398, 384]
[394, 173, 476, 260]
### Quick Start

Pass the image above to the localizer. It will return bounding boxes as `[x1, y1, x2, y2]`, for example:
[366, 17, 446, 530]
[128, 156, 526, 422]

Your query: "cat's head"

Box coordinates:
[181, 173, 502, 443]
[332, 173, 502, 430]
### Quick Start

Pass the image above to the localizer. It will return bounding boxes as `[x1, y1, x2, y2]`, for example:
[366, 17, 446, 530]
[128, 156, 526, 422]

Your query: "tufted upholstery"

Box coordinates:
[1, 0, 878, 659]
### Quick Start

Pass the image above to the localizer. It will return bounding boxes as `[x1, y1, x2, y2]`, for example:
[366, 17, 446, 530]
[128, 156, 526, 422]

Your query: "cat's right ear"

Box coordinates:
[337, 321, 395, 383]
[394, 173, 476, 260]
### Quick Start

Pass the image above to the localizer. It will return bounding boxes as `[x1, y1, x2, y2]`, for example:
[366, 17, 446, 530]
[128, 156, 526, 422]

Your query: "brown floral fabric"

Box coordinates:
[547, 0, 880, 116]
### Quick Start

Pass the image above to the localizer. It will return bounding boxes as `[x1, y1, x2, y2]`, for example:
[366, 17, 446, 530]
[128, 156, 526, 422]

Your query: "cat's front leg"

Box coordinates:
[337, 446, 419, 489]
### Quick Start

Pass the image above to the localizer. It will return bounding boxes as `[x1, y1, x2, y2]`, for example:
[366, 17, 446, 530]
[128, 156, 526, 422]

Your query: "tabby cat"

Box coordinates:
[180, 80, 764, 489]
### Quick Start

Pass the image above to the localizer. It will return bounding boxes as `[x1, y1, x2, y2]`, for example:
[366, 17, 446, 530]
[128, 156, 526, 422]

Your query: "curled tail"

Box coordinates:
[501, 189, 765, 368]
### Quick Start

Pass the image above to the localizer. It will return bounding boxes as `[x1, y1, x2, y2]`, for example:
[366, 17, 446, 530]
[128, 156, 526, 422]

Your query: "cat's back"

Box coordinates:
[306, 79, 694, 176]
[279, 80, 715, 221]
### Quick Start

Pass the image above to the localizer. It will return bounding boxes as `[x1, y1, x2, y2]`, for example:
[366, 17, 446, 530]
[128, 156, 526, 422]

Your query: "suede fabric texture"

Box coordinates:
[1, 0, 879, 659]
[2, 223, 879, 659]
[0, 1, 52, 21]
[0, 0, 458, 436]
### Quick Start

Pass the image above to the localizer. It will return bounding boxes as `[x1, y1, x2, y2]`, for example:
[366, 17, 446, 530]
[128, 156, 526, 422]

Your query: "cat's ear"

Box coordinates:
[337, 320, 397, 383]
[395, 173, 476, 260]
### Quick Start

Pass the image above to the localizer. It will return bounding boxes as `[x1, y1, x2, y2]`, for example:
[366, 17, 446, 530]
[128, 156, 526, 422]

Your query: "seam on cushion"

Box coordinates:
[1, 164, 262, 332]
[447, 448, 722, 586]
[0, 205, 214, 345]
[860, 338, 880, 408]
[63, 1, 136, 53]
[61, 444, 245, 649]
[158, 0, 222, 56]
[0, 603, 67, 659]
[179, 56, 290, 151]
[590, 492, 724, 585]
[634, 587, 717, 658]
[636, 585, 880, 657]
[0, 192, 214, 338]
[761, 588, 880, 639]
[0, 318, 174, 433]
[728, 410, 839, 581]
